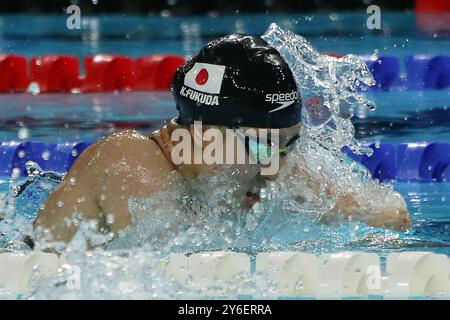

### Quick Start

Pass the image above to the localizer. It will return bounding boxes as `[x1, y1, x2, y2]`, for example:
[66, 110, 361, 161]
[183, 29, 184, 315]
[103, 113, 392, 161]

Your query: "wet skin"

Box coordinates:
[34, 122, 411, 246]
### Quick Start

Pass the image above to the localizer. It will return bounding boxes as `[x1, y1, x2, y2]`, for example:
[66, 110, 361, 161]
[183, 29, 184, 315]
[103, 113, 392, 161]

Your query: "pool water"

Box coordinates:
[1, 175, 450, 256]
[0, 12, 449, 298]
[1, 89, 449, 143]
[2, 12, 448, 58]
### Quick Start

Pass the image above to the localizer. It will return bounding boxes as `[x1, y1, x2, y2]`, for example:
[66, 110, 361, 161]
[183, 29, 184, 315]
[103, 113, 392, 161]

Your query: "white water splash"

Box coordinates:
[262, 23, 376, 155]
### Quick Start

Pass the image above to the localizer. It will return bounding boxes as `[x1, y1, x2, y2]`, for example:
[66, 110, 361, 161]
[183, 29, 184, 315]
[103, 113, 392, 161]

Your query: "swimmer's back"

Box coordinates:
[35, 130, 175, 244]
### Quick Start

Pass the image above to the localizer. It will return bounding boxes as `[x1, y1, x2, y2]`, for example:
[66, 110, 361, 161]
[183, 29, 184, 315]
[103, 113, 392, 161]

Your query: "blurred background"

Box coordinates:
[0, 0, 448, 143]
[0, 0, 448, 58]
[0, 0, 417, 14]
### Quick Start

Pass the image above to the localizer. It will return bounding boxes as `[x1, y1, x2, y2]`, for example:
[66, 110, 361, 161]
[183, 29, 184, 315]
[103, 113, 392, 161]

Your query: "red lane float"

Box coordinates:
[416, 0, 450, 13]
[416, 0, 450, 33]
[29, 55, 80, 93]
[134, 54, 185, 91]
[1, 53, 447, 93]
[0, 55, 29, 92]
[81, 55, 135, 92]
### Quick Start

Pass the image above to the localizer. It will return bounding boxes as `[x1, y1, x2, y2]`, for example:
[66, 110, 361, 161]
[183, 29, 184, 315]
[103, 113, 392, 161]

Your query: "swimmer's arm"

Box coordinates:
[93, 136, 175, 235]
[34, 145, 106, 244]
[289, 160, 411, 231]
[35, 132, 175, 245]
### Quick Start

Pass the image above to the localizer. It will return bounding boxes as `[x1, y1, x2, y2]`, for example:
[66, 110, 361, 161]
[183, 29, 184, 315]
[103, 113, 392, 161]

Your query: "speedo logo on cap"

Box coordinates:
[184, 62, 226, 94]
[266, 91, 298, 113]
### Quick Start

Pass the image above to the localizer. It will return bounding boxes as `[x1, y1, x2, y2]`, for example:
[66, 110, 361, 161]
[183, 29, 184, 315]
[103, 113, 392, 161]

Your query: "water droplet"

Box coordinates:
[77, 197, 85, 203]
[70, 148, 81, 159]
[11, 167, 21, 179]
[106, 214, 115, 224]
[18, 127, 29, 139]
[27, 82, 41, 95]
[41, 150, 51, 161]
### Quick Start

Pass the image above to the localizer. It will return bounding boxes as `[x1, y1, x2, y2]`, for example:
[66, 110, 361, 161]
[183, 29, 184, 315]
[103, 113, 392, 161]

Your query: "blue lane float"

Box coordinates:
[363, 56, 401, 91]
[343, 142, 450, 182]
[361, 142, 398, 181]
[419, 143, 450, 182]
[2, 141, 450, 182]
[424, 55, 450, 89]
[396, 143, 429, 182]
[405, 55, 431, 90]
[48, 142, 92, 173]
[362, 55, 450, 91]
[0, 141, 92, 176]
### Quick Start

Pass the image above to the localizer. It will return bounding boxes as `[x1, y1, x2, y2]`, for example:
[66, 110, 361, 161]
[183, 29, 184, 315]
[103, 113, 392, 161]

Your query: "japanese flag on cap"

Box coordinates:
[184, 62, 226, 94]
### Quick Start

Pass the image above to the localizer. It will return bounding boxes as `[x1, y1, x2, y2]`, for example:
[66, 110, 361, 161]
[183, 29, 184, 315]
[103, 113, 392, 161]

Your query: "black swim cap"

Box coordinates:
[172, 34, 301, 128]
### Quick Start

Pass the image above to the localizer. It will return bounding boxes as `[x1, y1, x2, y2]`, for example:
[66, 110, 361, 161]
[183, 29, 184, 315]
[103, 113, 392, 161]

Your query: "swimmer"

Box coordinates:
[34, 34, 411, 246]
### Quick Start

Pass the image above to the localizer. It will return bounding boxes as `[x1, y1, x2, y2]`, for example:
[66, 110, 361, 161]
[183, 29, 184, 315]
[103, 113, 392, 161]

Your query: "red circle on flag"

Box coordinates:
[195, 68, 209, 86]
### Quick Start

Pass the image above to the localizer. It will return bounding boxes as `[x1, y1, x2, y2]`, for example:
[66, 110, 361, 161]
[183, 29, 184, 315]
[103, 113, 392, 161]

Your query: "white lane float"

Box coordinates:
[154, 253, 189, 286]
[0, 251, 59, 296]
[385, 251, 449, 297]
[448, 258, 450, 294]
[255, 252, 319, 297]
[316, 252, 382, 298]
[1, 250, 449, 298]
[187, 251, 251, 295]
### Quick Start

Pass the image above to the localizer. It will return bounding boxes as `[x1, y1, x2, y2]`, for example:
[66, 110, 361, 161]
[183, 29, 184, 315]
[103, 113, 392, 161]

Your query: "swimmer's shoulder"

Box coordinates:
[75, 129, 174, 174]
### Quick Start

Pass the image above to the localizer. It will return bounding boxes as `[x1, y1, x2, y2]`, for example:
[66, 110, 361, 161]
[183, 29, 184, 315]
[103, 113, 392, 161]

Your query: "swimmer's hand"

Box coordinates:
[326, 191, 411, 232]
[287, 157, 411, 232]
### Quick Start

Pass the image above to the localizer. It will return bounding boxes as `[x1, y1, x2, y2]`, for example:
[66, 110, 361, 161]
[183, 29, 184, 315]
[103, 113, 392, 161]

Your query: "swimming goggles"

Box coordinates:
[279, 133, 301, 157]
[236, 130, 300, 164]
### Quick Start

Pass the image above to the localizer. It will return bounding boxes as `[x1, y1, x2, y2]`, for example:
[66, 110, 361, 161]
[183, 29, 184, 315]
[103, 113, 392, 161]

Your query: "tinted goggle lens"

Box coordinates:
[279, 133, 300, 156]
[238, 132, 300, 163]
